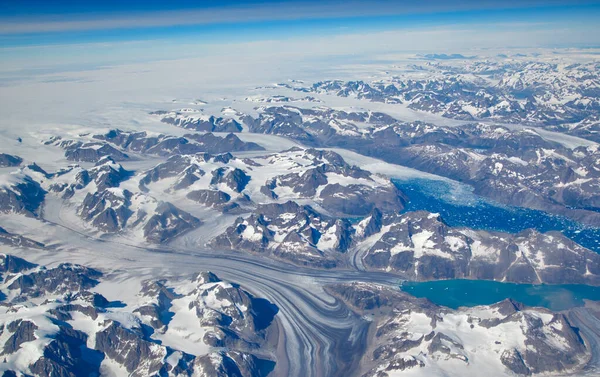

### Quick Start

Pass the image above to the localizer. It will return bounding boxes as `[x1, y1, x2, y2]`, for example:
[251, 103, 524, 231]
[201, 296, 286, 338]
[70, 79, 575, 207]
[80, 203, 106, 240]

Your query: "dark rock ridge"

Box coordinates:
[2, 320, 38, 355]
[139, 153, 208, 190]
[133, 145, 405, 216]
[134, 272, 277, 351]
[0, 153, 23, 167]
[144, 202, 202, 243]
[93, 321, 271, 377]
[245, 94, 322, 103]
[137, 153, 250, 213]
[0, 253, 37, 275]
[46, 129, 263, 162]
[0, 227, 44, 249]
[45, 135, 129, 162]
[186, 189, 232, 209]
[94, 129, 263, 156]
[30, 326, 103, 377]
[547, 114, 600, 143]
[319, 183, 404, 217]
[184, 132, 263, 152]
[423, 53, 473, 60]
[0, 174, 46, 217]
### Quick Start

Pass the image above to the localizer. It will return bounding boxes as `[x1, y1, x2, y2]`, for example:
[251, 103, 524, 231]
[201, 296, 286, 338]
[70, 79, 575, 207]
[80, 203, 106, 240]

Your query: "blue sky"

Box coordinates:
[1, 0, 599, 46]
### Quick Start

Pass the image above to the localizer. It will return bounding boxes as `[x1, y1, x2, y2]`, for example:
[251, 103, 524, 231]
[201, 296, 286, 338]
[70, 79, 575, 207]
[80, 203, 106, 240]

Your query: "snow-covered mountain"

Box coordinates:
[327, 282, 589, 377]
[151, 109, 244, 133]
[0, 254, 276, 377]
[358, 211, 600, 284]
[6, 136, 404, 243]
[238, 105, 600, 225]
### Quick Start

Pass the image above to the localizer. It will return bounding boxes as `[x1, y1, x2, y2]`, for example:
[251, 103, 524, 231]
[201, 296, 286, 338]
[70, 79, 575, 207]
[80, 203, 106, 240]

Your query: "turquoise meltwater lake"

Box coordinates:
[393, 178, 600, 310]
[401, 279, 600, 311]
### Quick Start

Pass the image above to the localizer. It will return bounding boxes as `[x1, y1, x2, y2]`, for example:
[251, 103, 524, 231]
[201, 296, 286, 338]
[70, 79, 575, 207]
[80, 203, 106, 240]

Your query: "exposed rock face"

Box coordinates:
[210, 204, 599, 284]
[192, 351, 272, 377]
[186, 189, 231, 208]
[547, 114, 600, 143]
[0, 154, 23, 167]
[210, 167, 250, 193]
[79, 188, 133, 232]
[245, 106, 316, 142]
[134, 279, 179, 330]
[65, 143, 128, 162]
[89, 156, 132, 190]
[0, 255, 277, 377]
[92, 320, 272, 377]
[356, 208, 383, 238]
[2, 320, 38, 355]
[0, 174, 46, 217]
[360, 211, 600, 284]
[319, 183, 404, 216]
[143, 202, 202, 243]
[305, 58, 600, 129]
[95, 322, 167, 376]
[27, 132, 411, 249]
[210, 201, 353, 268]
[30, 327, 102, 377]
[0, 253, 37, 274]
[136, 152, 252, 213]
[245, 94, 322, 104]
[327, 282, 588, 377]
[185, 132, 263, 153]
[4, 54, 599, 377]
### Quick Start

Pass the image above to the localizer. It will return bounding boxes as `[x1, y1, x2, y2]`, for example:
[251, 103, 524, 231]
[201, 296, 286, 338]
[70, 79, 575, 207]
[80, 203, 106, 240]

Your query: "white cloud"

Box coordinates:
[2, 22, 598, 73]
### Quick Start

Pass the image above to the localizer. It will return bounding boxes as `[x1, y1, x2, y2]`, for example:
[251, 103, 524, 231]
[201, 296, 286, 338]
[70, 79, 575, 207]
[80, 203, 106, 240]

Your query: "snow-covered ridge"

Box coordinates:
[298, 59, 600, 134]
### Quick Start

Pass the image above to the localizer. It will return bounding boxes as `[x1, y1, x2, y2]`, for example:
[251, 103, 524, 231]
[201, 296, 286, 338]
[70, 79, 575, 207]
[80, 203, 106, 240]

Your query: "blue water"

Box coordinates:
[401, 279, 600, 311]
[393, 178, 600, 253]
